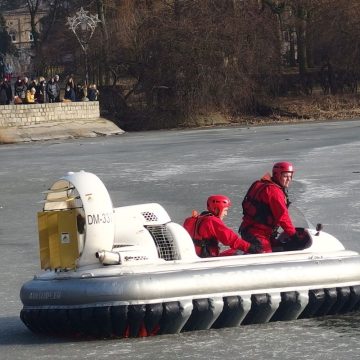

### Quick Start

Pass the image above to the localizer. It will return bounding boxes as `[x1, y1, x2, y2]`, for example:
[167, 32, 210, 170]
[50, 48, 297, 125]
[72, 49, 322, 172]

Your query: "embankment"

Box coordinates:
[0, 101, 124, 144]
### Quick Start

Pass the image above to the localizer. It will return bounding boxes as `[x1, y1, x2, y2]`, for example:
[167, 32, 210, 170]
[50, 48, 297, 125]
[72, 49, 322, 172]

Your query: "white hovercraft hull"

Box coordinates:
[19, 171, 360, 338]
[20, 249, 360, 338]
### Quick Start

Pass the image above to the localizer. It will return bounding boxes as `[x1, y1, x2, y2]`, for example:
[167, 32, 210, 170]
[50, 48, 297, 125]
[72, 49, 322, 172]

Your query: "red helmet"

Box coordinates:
[207, 195, 231, 216]
[272, 161, 294, 182]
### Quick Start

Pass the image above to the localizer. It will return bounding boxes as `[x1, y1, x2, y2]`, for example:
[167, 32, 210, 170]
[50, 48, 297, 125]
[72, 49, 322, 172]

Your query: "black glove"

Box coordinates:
[287, 231, 306, 251]
[290, 229, 307, 243]
[290, 232, 301, 243]
[248, 243, 263, 254]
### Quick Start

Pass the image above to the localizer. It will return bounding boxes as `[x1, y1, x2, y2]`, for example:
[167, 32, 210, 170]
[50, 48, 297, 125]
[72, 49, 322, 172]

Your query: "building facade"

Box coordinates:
[2, 4, 46, 77]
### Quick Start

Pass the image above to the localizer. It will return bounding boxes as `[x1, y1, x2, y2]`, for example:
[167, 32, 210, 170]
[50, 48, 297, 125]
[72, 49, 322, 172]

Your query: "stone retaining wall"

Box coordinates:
[0, 102, 100, 127]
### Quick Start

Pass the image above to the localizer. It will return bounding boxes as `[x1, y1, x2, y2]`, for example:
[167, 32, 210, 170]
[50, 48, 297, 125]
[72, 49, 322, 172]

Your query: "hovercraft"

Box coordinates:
[20, 171, 360, 338]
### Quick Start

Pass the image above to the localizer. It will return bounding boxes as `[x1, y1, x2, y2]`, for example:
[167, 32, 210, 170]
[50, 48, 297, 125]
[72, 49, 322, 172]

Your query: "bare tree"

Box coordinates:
[128, 0, 280, 115]
[262, 0, 319, 74]
[0, 13, 14, 53]
[26, 0, 41, 51]
[309, 0, 360, 93]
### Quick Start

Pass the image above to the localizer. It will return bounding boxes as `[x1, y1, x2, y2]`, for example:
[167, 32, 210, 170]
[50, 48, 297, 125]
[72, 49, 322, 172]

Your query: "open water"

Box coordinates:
[1, 119, 360, 359]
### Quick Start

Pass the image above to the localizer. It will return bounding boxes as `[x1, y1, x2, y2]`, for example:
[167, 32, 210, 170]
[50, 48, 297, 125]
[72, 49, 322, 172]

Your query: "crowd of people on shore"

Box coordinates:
[0, 74, 99, 105]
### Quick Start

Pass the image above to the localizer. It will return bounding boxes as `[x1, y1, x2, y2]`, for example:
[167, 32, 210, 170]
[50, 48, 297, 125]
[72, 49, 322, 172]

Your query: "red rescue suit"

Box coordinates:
[183, 212, 251, 257]
[240, 173, 296, 253]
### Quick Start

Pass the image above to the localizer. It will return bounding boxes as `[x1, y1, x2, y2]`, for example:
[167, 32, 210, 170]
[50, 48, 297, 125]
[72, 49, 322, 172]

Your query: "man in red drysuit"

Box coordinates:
[183, 194, 262, 257]
[239, 161, 300, 253]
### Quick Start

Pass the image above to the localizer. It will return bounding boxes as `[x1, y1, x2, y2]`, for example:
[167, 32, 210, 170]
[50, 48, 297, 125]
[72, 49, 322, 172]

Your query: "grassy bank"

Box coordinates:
[219, 94, 360, 127]
[114, 94, 360, 131]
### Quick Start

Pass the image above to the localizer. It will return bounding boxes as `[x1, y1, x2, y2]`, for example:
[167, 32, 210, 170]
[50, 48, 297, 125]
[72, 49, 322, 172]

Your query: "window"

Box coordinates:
[10, 33, 16, 42]
[29, 32, 34, 41]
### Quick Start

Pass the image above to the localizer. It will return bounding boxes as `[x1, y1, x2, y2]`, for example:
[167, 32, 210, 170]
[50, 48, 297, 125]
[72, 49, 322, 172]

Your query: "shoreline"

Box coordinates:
[1, 94, 360, 143]
[175, 94, 360, 130]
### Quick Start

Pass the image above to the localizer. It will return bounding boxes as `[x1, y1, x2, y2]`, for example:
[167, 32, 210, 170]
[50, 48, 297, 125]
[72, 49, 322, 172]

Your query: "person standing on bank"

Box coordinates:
[46, 77, 59, 103]
[183, 195, 262, 257]
[0, 78, 8, 105]
[239, 162, 300, 253]
[25, 87, 36, 104]
[64, 76, 76, 102]
[36, 77, 47, 103]
[14, 76, 27, 102]
[0, 78, 12, 105]
[54, 75, 61, 102]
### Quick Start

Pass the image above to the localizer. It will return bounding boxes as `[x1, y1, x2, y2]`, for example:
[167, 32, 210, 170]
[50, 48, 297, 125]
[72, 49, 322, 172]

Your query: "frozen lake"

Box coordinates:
[1, 119, 360, 359]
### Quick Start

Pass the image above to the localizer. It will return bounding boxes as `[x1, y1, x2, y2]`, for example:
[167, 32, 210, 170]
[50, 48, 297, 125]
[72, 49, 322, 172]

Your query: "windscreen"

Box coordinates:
[288, 206, 314, 229]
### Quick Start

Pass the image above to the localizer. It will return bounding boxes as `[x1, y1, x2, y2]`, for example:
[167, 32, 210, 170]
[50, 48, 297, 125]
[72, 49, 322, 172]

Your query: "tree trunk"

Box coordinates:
[295, 6, 307, 75]
[306, 27, 314, 68]
[96, 0, 109, 85]
[26, 0, 40, 52]
[289, 29, 297, 67]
